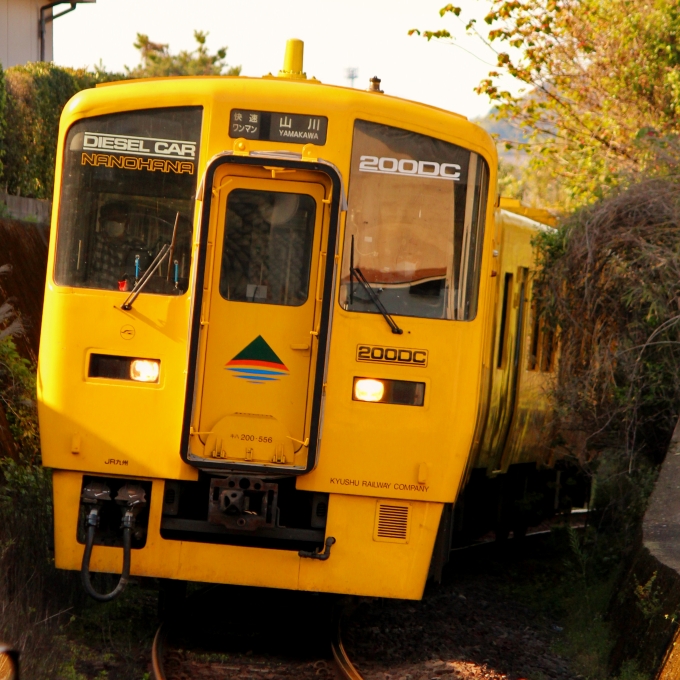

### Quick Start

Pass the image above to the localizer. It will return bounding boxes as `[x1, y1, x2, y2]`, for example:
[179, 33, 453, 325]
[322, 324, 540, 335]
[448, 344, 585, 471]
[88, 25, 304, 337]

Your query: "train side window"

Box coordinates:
[340, 120, 490, 321]
[528, 288, 557, 373]
[497, 273, 513, 368]
[513, 271, 528, 371]
[460, 155, 490, 321]
[529, 296, 541, 371]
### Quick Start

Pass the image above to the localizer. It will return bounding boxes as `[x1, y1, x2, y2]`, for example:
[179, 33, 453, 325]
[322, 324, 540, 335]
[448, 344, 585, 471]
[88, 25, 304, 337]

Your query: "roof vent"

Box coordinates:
[373, 501, 410, 543]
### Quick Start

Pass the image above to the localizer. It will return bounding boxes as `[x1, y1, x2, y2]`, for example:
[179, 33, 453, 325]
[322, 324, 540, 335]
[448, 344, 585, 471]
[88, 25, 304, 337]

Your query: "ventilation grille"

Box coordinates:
[373, 502, 411, 543]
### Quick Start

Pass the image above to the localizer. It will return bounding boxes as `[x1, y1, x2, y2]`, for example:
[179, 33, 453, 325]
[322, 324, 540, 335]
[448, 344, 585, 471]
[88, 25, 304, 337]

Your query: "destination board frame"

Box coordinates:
[229, 109, 328, 145]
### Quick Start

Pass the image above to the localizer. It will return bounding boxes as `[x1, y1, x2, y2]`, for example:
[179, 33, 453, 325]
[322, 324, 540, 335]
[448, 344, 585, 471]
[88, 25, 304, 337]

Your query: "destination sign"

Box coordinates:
[229, 109, 328, 145]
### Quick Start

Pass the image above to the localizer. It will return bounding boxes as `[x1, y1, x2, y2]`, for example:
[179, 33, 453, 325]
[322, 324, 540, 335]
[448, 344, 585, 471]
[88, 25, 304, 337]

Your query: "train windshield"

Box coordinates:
[340, 120, 489, 321]
[54, 107, 202, 294]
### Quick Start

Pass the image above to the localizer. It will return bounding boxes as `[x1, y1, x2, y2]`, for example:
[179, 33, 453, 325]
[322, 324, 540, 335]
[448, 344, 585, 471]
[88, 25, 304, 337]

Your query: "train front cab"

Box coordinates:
[39, 68, 501, 600]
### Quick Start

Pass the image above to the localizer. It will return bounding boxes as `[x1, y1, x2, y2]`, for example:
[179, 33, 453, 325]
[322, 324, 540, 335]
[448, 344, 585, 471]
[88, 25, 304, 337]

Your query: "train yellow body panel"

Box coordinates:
[39, 42, 568, 602]
[297, 312, 484, 501]
[494, 210, 556, 470]
[53, 471, 441, 599]
[472, 209, 556, 474]
[39, 290, 198, 480]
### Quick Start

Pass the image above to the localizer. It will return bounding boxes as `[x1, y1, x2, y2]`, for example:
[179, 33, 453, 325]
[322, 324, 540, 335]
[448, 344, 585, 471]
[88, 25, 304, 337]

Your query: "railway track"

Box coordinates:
[150, 623, 166, 680]
[148, 514, 587, 679]
[150, 602, 364, 680]
[330, 606, 363, 680]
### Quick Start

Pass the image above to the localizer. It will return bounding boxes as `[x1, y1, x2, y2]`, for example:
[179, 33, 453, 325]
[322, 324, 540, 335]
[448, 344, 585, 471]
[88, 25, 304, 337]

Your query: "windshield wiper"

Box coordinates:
[121, 243, 171, 311]
[166, 212, 180, 286]
[349, 235, 403, 335]
[122, 213, 180, 311]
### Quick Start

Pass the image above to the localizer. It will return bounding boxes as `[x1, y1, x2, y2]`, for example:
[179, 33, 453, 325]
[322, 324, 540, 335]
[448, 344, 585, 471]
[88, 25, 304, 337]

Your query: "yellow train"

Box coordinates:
[38, 40, 583, 602]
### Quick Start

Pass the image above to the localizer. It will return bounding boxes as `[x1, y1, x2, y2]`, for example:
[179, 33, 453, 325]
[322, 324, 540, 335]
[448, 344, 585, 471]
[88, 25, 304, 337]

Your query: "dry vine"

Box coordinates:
[535, 179, 680, 473]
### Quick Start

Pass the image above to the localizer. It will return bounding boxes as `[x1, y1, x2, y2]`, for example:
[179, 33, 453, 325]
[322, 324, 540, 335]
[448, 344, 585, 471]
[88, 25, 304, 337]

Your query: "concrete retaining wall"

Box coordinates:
[608, 419, 680, 678]
[0, 193, 52, 226]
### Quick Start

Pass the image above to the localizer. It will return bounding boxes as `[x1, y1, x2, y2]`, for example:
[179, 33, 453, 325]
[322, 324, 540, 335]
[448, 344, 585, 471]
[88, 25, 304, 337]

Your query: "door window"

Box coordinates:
[220, 190, 317, 307]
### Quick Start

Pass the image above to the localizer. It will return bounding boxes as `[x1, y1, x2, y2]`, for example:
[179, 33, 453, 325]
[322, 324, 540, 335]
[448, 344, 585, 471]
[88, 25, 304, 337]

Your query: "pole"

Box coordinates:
[40, 1, 93, 62]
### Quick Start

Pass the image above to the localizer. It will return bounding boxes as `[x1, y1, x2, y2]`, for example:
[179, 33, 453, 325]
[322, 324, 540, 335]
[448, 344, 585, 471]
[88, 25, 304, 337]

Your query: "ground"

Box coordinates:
[54, 530, 613, 680]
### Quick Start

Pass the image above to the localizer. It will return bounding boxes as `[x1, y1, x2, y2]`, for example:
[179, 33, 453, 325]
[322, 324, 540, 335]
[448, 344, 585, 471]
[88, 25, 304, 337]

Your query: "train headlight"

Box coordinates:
[353, 377, 426, 406]
[130, 359, 160, 383]
[354, 378, 385, 402]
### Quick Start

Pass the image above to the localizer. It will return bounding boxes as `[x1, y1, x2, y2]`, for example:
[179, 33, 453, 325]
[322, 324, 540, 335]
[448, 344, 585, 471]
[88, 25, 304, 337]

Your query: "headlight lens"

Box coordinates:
[130, 359, 160, 383]
[353, 377, 425, 406]
[354, 378, 385, 402]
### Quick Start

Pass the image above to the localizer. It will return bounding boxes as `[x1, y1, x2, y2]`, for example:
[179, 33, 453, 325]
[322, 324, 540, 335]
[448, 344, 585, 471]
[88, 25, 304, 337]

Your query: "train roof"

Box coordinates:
[498, 206, 557, 235]
[60, 40, 496, 164]
[499, 198, 557, 228]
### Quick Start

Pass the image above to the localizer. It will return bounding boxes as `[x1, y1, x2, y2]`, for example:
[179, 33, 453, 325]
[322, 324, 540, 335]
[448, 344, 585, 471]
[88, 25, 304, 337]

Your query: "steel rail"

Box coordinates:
[448, 511, 590, 553]
[331, 605, 364, 680]
[151, 622, 167, 680]
[148, 513, 588, 679]
[151, 605, 364, 680]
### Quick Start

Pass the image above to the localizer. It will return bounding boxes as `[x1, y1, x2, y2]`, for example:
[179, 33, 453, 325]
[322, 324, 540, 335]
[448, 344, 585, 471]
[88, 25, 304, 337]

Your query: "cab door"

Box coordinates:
[190, 167, 329, 471]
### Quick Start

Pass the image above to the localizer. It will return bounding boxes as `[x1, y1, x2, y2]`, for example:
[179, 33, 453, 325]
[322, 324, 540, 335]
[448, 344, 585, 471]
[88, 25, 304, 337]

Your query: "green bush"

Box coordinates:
[1, 63, 114, 200]
[0, 335, 40, 462]
[0, 334, 78, 677]
[0, 31, 238, 201]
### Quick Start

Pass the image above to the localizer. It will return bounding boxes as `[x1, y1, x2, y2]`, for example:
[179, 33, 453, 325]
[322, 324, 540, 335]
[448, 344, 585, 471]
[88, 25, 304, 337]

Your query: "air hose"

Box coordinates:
[80, 506, 132, 602]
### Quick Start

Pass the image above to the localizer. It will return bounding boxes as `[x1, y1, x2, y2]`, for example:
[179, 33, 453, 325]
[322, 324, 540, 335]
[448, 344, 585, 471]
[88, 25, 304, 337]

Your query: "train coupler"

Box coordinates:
[80, 481, 147, 602]
[208, 476, 278, 531]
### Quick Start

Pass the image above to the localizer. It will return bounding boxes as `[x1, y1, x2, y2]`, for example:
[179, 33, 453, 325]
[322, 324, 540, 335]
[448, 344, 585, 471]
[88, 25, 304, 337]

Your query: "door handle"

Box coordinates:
[290, 343, 310, 351]
[203, 243, 213, 291]
[315, 252, 326, 303]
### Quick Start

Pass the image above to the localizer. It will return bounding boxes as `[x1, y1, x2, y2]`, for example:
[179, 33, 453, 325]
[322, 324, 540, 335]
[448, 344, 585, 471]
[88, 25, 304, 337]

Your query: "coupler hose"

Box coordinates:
[81, 506, 133, 602]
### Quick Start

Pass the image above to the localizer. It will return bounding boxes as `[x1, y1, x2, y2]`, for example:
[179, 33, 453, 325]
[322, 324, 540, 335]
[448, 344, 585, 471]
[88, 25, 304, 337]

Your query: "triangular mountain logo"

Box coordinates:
[225, 335, 289, 384]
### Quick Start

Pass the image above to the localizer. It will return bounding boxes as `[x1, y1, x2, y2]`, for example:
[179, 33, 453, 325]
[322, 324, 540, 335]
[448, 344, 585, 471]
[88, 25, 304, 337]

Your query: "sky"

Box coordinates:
[52, 0, 505, 120]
